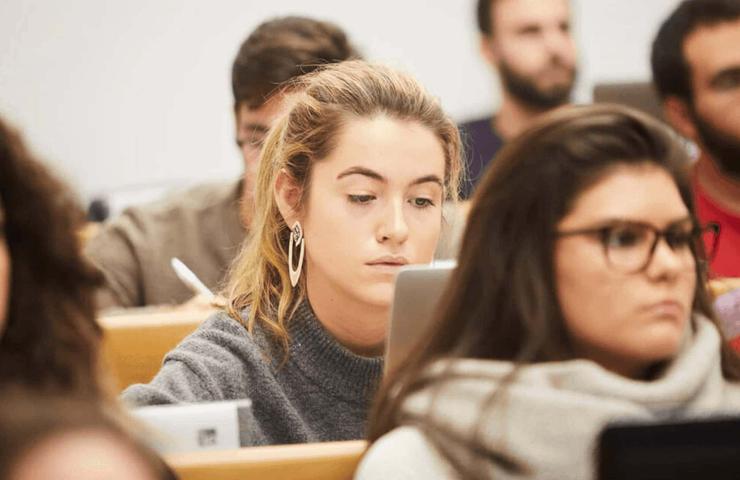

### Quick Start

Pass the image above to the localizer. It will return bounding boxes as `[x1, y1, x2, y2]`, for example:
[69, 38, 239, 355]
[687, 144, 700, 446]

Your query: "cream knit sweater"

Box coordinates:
[356, 316, 740, 479]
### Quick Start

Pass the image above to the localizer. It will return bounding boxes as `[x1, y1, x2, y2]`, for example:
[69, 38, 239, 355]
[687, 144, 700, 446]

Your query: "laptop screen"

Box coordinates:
[385, 262, 455, 374]
[597, 416, 740, 480]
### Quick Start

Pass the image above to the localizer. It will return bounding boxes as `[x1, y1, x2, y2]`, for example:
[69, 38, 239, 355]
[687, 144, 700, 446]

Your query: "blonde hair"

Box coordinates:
[225, 60, 463, 355]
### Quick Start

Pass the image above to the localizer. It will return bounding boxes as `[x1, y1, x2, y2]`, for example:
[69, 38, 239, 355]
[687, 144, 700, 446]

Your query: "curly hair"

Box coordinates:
[0, 117, 105, 398]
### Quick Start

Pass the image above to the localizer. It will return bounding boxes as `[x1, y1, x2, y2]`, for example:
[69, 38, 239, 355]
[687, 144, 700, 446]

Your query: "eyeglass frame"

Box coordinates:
[555, 218, 720, 274]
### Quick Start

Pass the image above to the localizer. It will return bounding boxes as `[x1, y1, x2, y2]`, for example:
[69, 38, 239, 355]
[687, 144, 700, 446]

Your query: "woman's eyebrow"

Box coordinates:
[337, 166, 384, 182]
[592, 215, 694, 228]
[410, 175, 443, 187]
[337, 167, 443, 187]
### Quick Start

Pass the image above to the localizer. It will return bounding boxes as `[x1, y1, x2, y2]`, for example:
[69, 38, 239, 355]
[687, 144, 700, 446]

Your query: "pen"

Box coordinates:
[170, 257, 215, 301]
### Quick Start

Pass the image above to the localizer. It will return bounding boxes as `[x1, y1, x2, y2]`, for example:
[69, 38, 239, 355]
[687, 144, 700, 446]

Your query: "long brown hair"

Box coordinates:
[369, 104, 740, 443]
[0, 117, 105, 398]
[225, 60, 463, 356]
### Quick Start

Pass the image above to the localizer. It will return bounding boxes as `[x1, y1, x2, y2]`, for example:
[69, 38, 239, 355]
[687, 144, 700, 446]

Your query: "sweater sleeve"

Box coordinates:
[85, 211, 147, 309]
[121, 312, 254, 407]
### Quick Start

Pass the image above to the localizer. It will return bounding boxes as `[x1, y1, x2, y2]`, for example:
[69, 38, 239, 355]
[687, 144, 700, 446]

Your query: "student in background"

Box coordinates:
[0, 117, 107, 399]
[459, 0, 578, 198]
[357, 105, 740, 480]
[651, 0, 740, 278]
[122, 61, 463, 446]
[86, 16, 359, 308]
[0, 392, 175, 480]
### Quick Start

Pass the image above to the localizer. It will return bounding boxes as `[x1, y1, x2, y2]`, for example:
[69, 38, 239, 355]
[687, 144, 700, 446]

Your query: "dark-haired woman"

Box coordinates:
[0, 117, 105, 398]
[356, 105, 740, 480]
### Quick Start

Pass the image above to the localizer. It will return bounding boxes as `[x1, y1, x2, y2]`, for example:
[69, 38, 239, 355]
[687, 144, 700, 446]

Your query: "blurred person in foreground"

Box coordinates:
[0, 392, 175, 480]
[0, 116, 107, 399]
[357, 105, 740, 480]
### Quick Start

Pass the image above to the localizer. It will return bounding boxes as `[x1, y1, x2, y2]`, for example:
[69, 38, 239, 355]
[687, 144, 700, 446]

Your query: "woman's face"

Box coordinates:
[0, 202, 9, 337]
[554, 165, 696, 378]
[301, 115, 446, 310]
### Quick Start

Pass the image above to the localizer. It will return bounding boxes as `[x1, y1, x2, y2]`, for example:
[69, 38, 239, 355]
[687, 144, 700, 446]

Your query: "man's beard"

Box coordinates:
[690, 107, 740, 179]
[498, 58, 575, 110]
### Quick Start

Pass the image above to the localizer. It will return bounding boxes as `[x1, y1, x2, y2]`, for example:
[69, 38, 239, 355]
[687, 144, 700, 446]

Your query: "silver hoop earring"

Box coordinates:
[288, 221, 305, 287]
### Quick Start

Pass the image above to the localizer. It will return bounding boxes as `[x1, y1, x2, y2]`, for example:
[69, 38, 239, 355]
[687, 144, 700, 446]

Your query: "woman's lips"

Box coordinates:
[366, 256, 408, 274]
[644, 300, 685, 319]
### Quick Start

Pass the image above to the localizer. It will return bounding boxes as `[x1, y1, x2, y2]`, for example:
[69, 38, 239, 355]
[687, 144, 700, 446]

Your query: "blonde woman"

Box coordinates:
[122, 61, 463, 446]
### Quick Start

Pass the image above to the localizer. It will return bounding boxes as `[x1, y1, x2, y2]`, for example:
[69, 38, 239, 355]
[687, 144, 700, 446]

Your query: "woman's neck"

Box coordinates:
[574, 343, 654, 381]
[304, 282, 387, 357]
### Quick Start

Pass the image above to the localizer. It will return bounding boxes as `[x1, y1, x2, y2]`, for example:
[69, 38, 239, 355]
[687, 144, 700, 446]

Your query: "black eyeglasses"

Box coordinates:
[556, 219, 720, 274]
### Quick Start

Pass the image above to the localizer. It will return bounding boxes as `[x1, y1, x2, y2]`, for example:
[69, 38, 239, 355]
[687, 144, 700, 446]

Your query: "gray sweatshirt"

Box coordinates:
[356, 316, 740, 479]
[122, 302, 384, 446]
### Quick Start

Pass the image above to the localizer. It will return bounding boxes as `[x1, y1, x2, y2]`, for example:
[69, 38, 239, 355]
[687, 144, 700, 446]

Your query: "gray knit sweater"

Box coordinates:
[121, 302, 384, 446]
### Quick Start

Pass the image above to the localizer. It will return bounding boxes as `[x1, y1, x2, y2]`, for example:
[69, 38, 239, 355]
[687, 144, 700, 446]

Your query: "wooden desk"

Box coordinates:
[99, 308, 214, 391]
[166, 440, 367, 480]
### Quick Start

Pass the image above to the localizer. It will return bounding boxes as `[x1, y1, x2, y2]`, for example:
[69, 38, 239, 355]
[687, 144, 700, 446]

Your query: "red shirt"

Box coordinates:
[694, 180, 740, 278]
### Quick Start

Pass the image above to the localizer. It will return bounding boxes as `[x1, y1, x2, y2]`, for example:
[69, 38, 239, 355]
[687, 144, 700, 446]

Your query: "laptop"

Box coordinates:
[593, 81, 665, 121]
[131, 399, 252, 453]
[385, 261, 455, 374]
[597, 416, 740, 479]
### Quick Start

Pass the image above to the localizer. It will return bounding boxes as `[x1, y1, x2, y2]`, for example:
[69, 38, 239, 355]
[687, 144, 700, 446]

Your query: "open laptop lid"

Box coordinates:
[598, 416, 740, 480]
[132, 399, 252, 453]
[385, 261, 455, 374]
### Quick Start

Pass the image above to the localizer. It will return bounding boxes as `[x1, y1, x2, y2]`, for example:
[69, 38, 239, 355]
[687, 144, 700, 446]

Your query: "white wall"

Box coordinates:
[0, 0, 681, 201]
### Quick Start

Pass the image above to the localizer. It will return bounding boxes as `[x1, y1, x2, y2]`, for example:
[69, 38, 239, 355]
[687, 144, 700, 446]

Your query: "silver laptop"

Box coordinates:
[131, 399, 251, 453]
[385, 261, 455, 374]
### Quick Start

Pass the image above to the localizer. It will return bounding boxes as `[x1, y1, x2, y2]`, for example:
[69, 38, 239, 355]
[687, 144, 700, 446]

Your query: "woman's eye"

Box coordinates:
[348, 194, 375, 204]
[411, 197, 434, 208]
[606, 226, 645, 248]
[666, 229, 694, 249]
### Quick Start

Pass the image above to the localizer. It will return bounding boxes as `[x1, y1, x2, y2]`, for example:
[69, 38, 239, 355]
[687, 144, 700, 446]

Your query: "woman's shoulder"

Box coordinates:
[198, 309, 249, 336]
[167, 309, 271, 364]
[355, 426, 456, 480]
[121, 308, 273, 406]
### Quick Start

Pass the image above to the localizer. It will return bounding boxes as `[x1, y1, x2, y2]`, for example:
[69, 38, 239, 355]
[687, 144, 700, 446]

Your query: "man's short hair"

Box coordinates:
[231, 16, 359, 110]
[476, 0, 496, 35]
[651, 0, 740, 103]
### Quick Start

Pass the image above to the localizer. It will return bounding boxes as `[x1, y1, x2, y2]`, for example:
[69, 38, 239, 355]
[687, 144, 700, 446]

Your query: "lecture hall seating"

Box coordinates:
[99, 308, 213, 391]
[166, 440, 367, 480]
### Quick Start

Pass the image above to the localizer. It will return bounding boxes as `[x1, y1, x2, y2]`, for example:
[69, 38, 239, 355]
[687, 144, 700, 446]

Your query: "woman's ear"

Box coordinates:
[274, 168, 303, 225]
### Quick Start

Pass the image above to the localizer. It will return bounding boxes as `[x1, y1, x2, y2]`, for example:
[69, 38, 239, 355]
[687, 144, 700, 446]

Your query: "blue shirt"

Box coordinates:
[459, 116, 504, 199]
